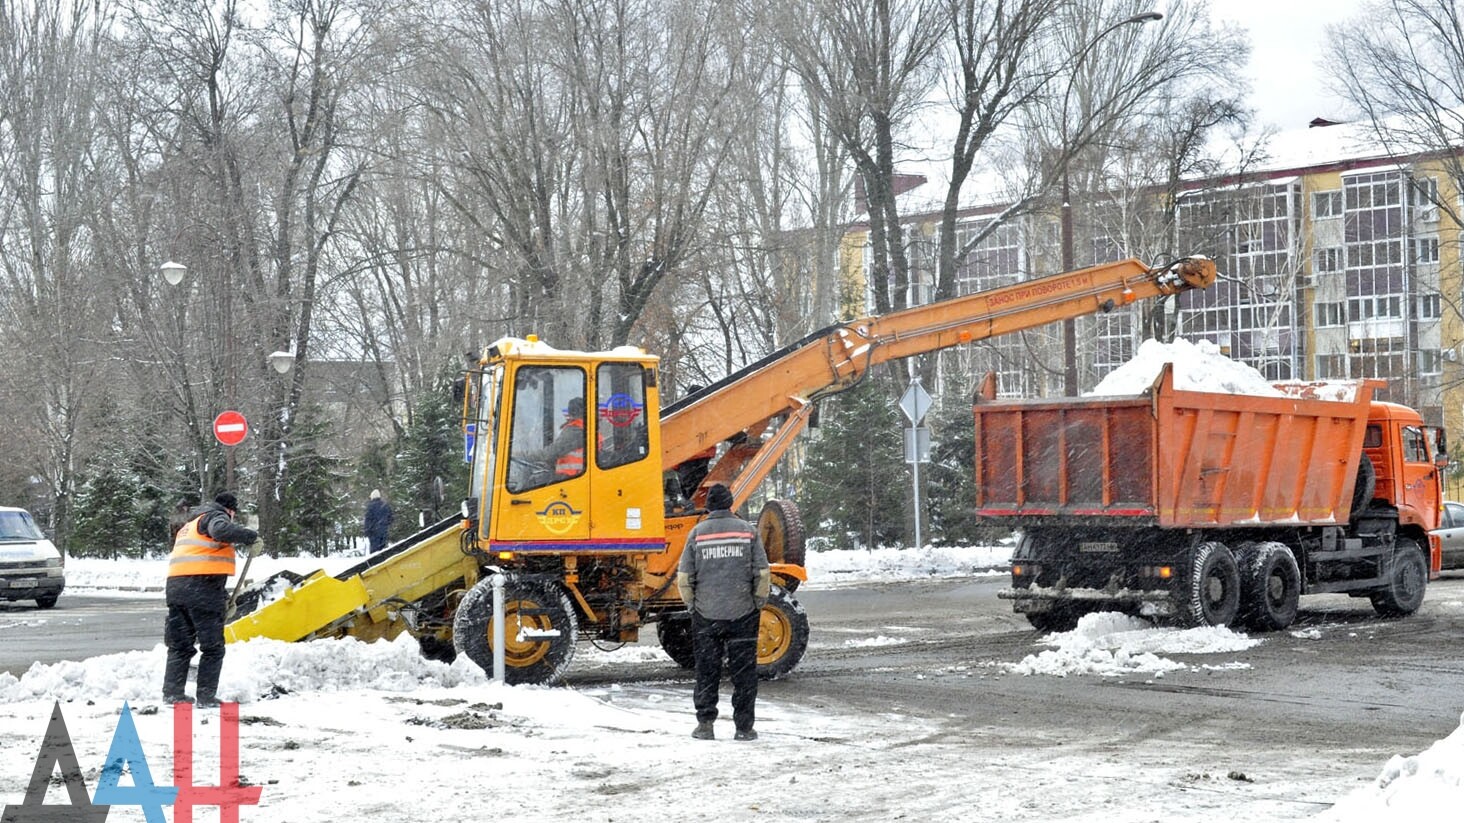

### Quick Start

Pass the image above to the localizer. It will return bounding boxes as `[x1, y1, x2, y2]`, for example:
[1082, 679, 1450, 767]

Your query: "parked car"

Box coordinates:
[0, 506, 64, 608]
[1432, 501, 1464, 571]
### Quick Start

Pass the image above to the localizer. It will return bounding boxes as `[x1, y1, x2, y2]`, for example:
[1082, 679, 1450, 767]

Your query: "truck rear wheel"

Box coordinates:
[1180, 542, 1241, 628]
[758, 499, 806, 592]
[757, 585, 809, 680]
[656, 615, 696, 669]
[1238, 542, 1300, 631]
[452, 575, 579, 685]
[1370, 539, 1427, 618]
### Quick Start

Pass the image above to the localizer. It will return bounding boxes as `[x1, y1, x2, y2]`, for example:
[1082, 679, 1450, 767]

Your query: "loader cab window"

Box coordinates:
[596, 363, 650, 471]
[506, 366, 588, 493]
[469, 365, 503, 503]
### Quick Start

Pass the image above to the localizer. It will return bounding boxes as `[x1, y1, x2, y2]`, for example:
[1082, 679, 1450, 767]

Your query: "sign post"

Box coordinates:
[897, 378, 933, 550]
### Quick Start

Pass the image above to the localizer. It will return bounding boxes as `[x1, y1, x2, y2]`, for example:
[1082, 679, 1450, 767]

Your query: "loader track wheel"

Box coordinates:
[1237, 541, 1300, 631]
[452, 575, 578, 685]
[1179, 542, 1240, 628]
[657, 615, 696, 669]
[758, 499, 806, 592]
[756, 585, 809, 680]
[1370, 539, 1427, 618]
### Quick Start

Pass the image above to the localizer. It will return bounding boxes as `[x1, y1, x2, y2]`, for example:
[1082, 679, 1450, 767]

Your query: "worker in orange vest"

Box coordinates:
[161, 491, 259, 707]
[548, 397, 605, 477]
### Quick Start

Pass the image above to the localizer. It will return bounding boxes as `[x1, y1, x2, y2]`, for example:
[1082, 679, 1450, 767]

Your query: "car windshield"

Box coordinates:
[0, 511, 45, 541]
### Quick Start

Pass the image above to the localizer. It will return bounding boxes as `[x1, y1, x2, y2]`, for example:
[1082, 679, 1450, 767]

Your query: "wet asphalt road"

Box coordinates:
[5, 574, 1464, 804]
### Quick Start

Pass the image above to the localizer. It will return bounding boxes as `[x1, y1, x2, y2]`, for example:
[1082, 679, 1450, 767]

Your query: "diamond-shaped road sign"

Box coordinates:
[898, 381, 933, 425]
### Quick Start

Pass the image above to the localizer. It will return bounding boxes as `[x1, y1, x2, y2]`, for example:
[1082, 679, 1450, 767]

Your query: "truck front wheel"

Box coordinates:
[1370, 539, 1427, 618]
[1180, 542, 1241, 628]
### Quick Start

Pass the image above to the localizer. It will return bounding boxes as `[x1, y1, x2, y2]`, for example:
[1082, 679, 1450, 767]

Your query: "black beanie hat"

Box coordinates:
[706, 484, 734, 512]
[215, 491, 238, 511]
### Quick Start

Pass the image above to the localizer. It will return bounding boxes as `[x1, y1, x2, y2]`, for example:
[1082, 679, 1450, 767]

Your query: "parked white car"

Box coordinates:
[1431, 500, 1464, 572]
[0, 506, 64, 608]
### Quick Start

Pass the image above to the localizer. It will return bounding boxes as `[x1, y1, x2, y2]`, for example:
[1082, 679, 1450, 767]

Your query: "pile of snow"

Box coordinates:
[1317, 713, 1464, 822]
[1088, 338, 1285, 397]
[0, 636, 485, 705]
[1008, 611, 1262, 677]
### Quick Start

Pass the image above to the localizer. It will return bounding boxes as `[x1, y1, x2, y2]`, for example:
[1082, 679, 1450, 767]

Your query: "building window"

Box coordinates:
[1314, 247, 1342, 273]
[1348, 295, 1403, 319]
[1411, 236, 1440, 264]
[1315, 302, 1345, 327]
[1411, 177, 1440, 222]
[1419, 349, 1442, 375]
[1418, 293, 1442, 320]
[1313, 190, 1343, 219]
[1317, 353, 1347, 379]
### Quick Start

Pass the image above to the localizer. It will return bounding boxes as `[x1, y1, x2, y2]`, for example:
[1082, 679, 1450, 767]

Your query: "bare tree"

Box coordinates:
[0, 0, 115, 546]
[773, 0, 948, 314]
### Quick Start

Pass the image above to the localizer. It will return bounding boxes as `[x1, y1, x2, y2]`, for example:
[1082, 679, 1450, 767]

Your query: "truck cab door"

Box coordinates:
[1398, 425, 1441, 532]
[493, 364, 592, 544]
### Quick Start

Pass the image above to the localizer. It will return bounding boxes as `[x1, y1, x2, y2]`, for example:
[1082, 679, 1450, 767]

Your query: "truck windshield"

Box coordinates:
[0, 511, 45, 541]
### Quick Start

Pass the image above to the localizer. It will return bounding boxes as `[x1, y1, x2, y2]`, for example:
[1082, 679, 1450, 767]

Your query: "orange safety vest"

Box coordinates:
[167, 514, 237, 577]
[555, 419, 588, 476]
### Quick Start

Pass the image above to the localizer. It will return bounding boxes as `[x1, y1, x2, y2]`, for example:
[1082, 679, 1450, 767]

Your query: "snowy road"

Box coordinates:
[2, 568, 1462, 820]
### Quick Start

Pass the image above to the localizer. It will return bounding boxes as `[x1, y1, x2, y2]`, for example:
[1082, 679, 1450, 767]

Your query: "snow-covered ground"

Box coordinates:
[0, 547, 1459, 821]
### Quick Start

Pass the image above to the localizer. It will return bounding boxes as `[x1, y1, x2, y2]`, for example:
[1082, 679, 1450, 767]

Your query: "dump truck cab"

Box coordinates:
[466, 336, 666, 554]
[1363, 400, 1446, 571]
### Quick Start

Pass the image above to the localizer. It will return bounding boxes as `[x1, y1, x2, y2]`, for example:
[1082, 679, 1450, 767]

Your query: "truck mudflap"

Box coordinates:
[998, 585, 1178, 618]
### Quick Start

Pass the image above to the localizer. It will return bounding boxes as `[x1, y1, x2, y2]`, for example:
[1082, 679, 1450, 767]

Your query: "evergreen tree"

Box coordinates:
[277, 404, 351, 556]
[924, 392, 983, 545]
[392, 374, 471, 535]
[797, 376, 909, 550]
[71, 453, 147, 559]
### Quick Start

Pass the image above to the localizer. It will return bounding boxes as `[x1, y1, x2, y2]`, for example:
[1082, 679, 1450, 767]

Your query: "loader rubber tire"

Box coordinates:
[452, 575, 578, 685]
[1179, 542, 1241, 628]
[1237, 541, 1300, 631]
[1370, 539, 1427, 618]
[758, 499, 806, 592]
[657, 615, 696, 669]
[757, 586, 809, 680]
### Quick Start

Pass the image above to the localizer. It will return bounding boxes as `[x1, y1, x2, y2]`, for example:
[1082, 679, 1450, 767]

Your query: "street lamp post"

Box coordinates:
[1061, 11, 1162, 396]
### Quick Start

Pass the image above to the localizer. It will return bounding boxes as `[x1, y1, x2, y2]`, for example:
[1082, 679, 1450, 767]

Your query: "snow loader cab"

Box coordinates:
[463, 336, 667, 553]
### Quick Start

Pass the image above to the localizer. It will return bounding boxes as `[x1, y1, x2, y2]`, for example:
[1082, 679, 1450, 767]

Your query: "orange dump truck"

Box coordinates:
[980, 365, 1447, 631]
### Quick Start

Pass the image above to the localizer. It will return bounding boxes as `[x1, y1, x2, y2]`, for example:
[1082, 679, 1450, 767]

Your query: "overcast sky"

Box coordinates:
[1206, 0, 1368, 131]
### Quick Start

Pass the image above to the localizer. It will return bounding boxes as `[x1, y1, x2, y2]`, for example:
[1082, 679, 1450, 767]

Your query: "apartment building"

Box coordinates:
[841, 120, 1464, 495]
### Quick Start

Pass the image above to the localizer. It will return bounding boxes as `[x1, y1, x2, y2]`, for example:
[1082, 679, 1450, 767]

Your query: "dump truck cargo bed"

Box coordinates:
[973, 366, 1376, 529]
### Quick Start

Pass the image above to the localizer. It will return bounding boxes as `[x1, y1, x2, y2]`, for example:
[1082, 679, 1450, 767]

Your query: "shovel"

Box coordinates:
[226, 539, 264, 621]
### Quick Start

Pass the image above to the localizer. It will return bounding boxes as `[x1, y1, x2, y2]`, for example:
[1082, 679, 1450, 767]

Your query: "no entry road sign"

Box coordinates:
[213, 410, 249, 447]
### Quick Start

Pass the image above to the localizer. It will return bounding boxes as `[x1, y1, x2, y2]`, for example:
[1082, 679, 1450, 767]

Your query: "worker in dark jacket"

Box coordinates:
[676, 483, 771, 741]
[161, 491, 258, 707]
[364, 489, 394, 553]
